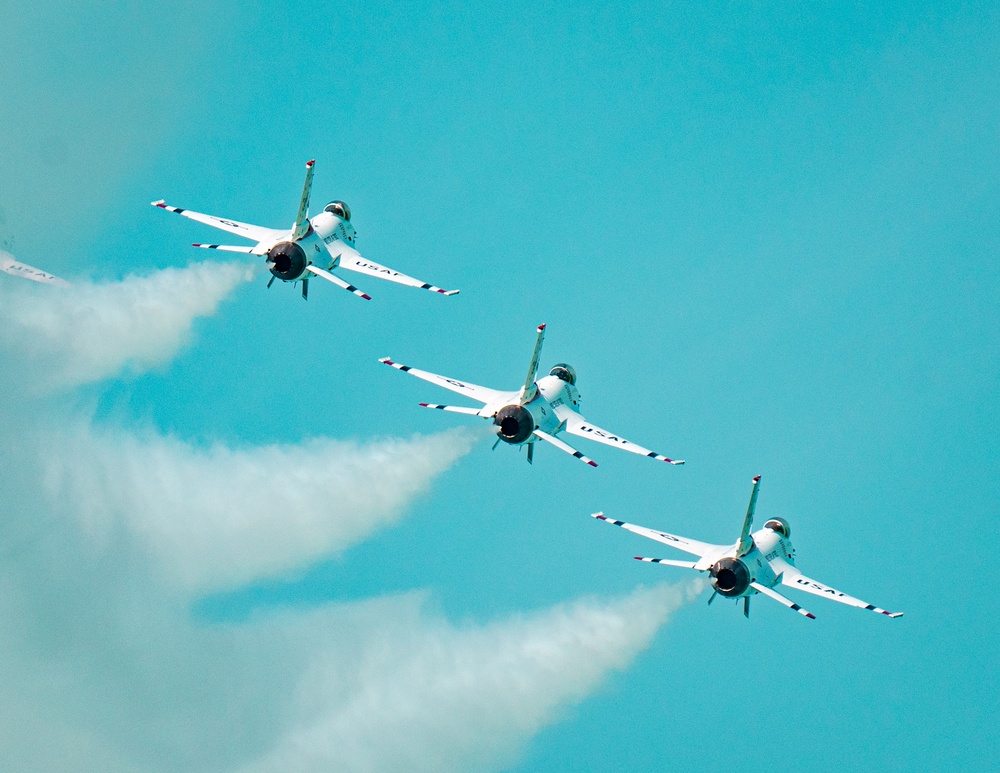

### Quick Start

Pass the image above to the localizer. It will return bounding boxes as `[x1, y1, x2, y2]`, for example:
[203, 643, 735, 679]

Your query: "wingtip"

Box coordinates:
[753, 474, 761, 482]
[587, 460, 598, 467]
[888, 612, 904, 618]
[537, 323, 546, 331]
[306, 159, 315, 167]
[805, 612, 817, 619]
[151, 199, 166, 207]
[591, 512, 605, 520]
[443, 289, 460, 296]
[670, 459, 686, 465]
[361, 293, 372, 300]
[378, 357, 392, 365]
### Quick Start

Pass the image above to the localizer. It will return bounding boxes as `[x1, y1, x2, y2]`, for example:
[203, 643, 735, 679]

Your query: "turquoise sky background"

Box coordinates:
[2, 2, 998, 770]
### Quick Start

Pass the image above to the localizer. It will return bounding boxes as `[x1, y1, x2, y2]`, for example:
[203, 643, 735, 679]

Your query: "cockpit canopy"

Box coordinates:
[549, 363, 577, 385]
[324, 201, 351, 221]
[764, 518, 791, 538]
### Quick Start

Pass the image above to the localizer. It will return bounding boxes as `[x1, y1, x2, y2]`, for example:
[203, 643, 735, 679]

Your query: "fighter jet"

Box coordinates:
[152, 160, 458, 300]
[380, 324, 683, 467]
[1, 254, 68, 286]
[593, 475, 902, 620]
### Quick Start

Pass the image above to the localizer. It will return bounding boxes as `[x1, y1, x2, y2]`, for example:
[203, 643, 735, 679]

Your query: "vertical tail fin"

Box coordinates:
[519, 324, 547, 404]
[291, 159, 316, 241]
[736, 475, 761, 556]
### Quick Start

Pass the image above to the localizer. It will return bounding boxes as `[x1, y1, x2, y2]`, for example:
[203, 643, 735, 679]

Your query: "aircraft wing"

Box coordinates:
[559, 410, 684, 465]
[152, 201, 286, 244]
[379, 357, 508, 407]
[333, 246, 458, 296]
[1, 256, 69, 286]
[780, 570, 903, 618]
[591, 513, 722, 558]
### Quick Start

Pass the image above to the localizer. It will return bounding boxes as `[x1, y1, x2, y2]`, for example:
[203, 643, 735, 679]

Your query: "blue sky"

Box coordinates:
[1, 2, 997, 770]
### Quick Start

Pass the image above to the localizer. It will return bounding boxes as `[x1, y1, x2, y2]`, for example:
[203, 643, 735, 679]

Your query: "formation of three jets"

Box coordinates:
[3, 160, 902, 621]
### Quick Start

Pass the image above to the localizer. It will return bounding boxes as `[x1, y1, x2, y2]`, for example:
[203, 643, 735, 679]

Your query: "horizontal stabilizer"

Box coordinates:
[532, 428, 597, 467]
[193, 243, 256, 254]
[634, 556, 697, 569]
[305, 264, 371, 300]
[751, 581, 816, 619]
[419, 403, 483, 416]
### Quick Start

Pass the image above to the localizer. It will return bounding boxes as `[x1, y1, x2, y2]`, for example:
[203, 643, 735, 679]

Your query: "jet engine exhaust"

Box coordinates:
[266, 241, 308, 281]
[493, 404, 534, 444]
[710, 557, 751, 598]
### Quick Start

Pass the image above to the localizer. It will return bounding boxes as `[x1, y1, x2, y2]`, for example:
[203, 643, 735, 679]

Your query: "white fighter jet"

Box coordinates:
[380, 324, 684, 467]
[1, 254, 68, 286]
[593, 475, 903, 620]
[152, 160, 458, 301]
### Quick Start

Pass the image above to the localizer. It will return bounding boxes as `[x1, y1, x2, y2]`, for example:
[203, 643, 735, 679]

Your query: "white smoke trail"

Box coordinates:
[34, 419, 481, 592]
[0, 258, 253, 391]
[0, 257, 699, 772]
[239, 581, 703, 773]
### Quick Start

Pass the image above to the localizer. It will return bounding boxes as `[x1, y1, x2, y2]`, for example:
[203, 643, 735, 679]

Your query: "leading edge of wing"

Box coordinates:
[379, 358, 507, 406]
[151, 200, 286, 244]
[590, 513, 721, 558]
[561, 412, 684, 465]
